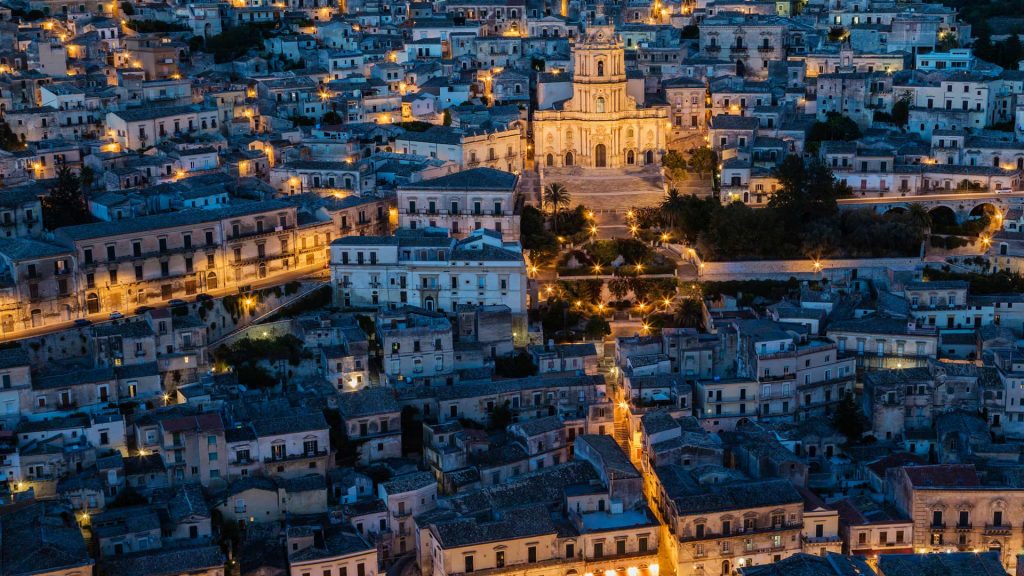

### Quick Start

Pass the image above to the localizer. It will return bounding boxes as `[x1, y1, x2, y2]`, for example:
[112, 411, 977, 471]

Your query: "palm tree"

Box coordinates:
[543, 183, 571, 233]
[907, 203, 931, 230]
[661, 188, 685, 229]
[672, 298, 705, 330]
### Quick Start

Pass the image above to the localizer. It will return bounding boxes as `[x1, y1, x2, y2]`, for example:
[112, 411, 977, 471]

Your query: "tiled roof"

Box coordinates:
[0, 501, 93, 575]
[338, 386, 400, 418]
[0, 237, 72, 261]
[902, 464, 980, 488]
[399, 167, 518, 191]
[431, 504, 556, 548]
[100, 544, 224, 576]
[877, 552, 1003, 576]
[56, 200, 291, 241]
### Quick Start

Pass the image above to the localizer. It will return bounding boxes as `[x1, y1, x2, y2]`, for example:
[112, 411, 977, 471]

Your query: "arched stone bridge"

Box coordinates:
[837, 191, 1024, 224]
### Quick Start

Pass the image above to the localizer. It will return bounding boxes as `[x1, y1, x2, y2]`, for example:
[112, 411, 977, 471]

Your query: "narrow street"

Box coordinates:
[600, 342, 677, 576]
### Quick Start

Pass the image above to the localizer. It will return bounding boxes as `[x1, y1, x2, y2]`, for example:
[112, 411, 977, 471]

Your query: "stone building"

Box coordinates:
[532, 16, 669, 169]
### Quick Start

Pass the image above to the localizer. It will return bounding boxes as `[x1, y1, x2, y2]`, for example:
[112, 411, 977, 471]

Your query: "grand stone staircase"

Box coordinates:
[540, 167, 667, 237]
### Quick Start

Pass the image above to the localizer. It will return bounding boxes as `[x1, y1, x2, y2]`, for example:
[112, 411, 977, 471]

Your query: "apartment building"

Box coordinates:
[828, 316, 939, 371]
[887, 464, 1022, 572]
[330, 227, 527, 322]
[656, 467, 805, 576]
[394, 124, 524, 173]
[397, 167, 520, 240]
[106, 106, 221, 150]
[54, 200, 299, 317]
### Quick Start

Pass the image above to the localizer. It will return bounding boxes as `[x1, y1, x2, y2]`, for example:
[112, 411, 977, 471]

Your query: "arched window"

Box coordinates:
[596, 97, 605, 113]
[546, 153, 554, 166]
[207, 271, 219, 290]
[597, 60, 604, 76]
[86, 293, 100, 314]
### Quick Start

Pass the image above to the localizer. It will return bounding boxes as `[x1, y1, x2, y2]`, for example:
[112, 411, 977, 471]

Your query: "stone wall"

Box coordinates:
[698, 257, 923, 283]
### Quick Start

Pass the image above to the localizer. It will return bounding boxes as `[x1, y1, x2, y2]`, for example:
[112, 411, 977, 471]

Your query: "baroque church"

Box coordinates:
[532, 11, 670, 169]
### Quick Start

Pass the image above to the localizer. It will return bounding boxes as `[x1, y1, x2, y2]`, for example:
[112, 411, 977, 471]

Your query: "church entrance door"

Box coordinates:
[595, 144, 607, 167]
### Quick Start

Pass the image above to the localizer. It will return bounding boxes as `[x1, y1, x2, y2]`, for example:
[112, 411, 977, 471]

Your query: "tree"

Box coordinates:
[667, 193, 719, 245]
[543, 183, 571, 233]
[0, 121, 21, 152]
[42, 164, 90, 230]
[78, 165, 95, 191]
[661, 188, 685, 229]
[442, 109, 452, 126]
[662, 151, 688, 185]
[495, 351, 538, 378]
[890, 94, 910, 126]
[687, 146, 717, 179]
[322, 110, 343, 125]
[907, 203, 931, 230]
[672, 298, 705, 330]
[584, 315, 611, 340]
[769, 155, 848, 226]
[608, 277, 630, 301]
[107, 486, 147, 508]
[806, 112, 861, 153]
[832, 395, 865, 443]
[488, 401, 513, 430]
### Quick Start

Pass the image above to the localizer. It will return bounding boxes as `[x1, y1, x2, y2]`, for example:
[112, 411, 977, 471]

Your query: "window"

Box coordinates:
[464, 556, 474, 573]
[594, 542, 603, 558]
[528, 546, 536, 563]
[496, 551, 505, 568]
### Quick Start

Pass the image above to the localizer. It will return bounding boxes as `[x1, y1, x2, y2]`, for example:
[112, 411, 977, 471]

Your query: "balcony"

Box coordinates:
[802, 535, 842, 544]
[729, 45, 748, 54]
[930, 523, 946, 531]
[705, 44, 721, 53]
[681, 522, 802, 543]
[955, 523, 972, 532]
[984, 524, 1012, 535]
[263, 449, 328, 463]
[757, 45, 775, 53]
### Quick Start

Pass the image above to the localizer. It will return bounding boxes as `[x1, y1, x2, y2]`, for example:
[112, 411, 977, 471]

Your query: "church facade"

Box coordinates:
[532, 23, 670, 169]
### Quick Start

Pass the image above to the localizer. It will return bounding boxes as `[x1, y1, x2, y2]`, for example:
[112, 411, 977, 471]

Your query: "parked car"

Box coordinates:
[109, 311, 124, 319]
[168, 299, 187, 307]
[194, 293, 213, 302]
[73, 319, 92, 327]
[134, 306, 153, 315]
